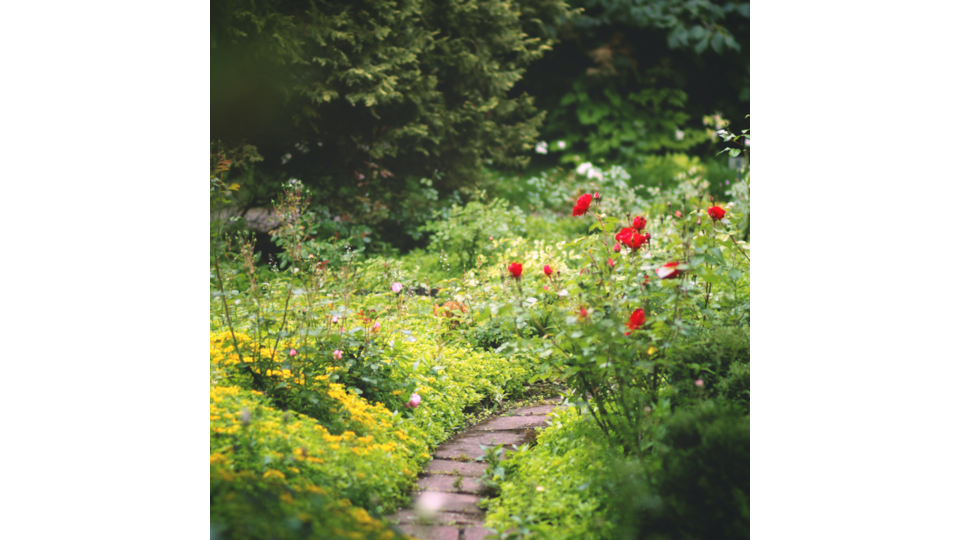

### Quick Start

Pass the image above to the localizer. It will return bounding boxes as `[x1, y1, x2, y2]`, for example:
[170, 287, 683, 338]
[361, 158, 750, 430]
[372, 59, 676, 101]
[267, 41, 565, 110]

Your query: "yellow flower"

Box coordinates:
[647, 346, 657, 355]
[263, 470, 286, 481]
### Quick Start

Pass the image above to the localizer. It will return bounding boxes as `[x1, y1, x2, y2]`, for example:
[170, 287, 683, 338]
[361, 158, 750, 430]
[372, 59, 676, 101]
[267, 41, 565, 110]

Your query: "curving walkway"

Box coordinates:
[387, 398, 562, 540]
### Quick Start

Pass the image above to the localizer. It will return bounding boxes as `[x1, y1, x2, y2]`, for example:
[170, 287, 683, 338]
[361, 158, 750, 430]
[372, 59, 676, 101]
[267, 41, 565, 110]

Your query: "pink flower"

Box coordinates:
[607, 258, 615, 267]
[544, 285, 549, 291]
[405, 393, 421, 409]
[332, 315, 339, 324]
[613, 242, 621, 253]
[695, 379, 704, 387]
[333, 349, 342, 360]
[544, 264, 553, 276]
[289, 349, 297, 357]
[675, 211, 682, 218]
[373, 321, 381, 332]
[392, 282, 403, 293]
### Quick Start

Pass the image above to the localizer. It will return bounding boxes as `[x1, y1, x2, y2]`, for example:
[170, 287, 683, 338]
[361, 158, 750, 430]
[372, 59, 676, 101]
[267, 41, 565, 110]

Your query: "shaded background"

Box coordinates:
[211, 0, 749, 255]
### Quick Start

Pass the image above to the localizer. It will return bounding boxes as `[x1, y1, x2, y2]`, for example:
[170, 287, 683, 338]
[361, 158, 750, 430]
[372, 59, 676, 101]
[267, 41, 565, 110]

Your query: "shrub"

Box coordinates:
[485, 406, 621, 540]
[666, 326, 750, 409]
[211, 0, 575, 242]
[609, 401, 750, 540]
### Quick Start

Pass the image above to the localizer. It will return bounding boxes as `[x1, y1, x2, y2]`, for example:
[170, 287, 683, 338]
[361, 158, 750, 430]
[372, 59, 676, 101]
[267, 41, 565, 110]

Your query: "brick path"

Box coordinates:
[387, 399, 561, 540]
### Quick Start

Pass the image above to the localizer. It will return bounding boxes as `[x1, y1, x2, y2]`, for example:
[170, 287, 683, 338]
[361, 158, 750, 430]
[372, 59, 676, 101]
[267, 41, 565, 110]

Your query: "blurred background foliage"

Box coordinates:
[211, 0, 748, 256]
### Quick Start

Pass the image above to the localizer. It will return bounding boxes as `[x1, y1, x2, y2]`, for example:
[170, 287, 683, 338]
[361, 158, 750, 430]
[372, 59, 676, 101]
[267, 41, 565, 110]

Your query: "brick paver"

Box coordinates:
[387, 399, 563, 540]
[423, 460, 487, 477]
[473, 415, 549, 431]
[417, 474, 484, 494]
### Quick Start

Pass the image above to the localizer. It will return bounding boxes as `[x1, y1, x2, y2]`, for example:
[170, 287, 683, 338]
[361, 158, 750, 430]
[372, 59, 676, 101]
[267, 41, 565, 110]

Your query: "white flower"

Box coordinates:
[557, 140, 566, 149]
[587, 168, 603, 181]
[675, 129, 684, 141]
[576, 162, 593, 175]
[535, 141, 548, 154]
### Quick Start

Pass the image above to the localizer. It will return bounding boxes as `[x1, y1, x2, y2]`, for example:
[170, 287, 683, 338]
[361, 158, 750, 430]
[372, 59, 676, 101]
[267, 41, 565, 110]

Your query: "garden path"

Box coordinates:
[387, 397, 562, 540]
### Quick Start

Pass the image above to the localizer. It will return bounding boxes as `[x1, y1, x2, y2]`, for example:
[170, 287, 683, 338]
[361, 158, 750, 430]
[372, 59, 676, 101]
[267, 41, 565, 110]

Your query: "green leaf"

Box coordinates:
[711, 33, 724, 53]
[694, 36, 709, 54]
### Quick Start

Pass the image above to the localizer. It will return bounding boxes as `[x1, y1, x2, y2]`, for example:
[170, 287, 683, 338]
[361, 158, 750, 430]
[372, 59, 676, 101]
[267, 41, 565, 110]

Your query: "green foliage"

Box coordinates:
[667, 326, 750, 409]
[485, 406, 621, 540]
[211, 477, 405, 540]
[552, 77, 712, 165]
[573, 0, 748, 54]
[421, 197, 527, 271]
[211, 0, 575, 245]
[609, 401, 750, 540]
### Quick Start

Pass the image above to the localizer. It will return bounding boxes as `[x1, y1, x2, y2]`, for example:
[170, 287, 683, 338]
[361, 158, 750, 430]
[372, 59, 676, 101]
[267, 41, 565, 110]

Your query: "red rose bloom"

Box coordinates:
[572, 193, 593, 216]
[657, 262, 681, 279]
[707, 206, 726, 221]
[632, 216, 647, 230]
[615, 227, 648, 250]
[579, 306, 588, 319]
[508, 263, 523, 278]
[544, 264, 553, 276]
[625, 308, 645, 335]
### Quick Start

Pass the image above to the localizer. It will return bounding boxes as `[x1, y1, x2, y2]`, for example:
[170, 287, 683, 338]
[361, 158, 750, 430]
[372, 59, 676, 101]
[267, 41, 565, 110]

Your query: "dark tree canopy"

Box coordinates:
[212, 0, 574, 246]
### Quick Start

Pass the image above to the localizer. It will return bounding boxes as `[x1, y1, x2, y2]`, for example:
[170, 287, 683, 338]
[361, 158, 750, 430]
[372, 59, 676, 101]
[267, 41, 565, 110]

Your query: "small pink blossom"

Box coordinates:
[544, 285, 549, 291]
[405, 393, 421, 409]
[373, 321, 381, 332]
[333, 349, 342, 360]
[613, 243, 621, 253]
[675, 211, 682, 218]
[607, 258, 615, 267]
[289, 349, 297, 357]
[694, 379, 704, 387]
[332, 315, 339, 324]
[392, 282, 403, 293]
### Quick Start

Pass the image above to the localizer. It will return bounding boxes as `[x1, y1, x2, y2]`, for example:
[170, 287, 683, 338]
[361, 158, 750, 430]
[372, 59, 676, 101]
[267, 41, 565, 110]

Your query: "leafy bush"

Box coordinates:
[421, 197, 527, 271]
[666, 326, 750, 409]
[485, 406, 622, 540]
[609, 402, 750, 540]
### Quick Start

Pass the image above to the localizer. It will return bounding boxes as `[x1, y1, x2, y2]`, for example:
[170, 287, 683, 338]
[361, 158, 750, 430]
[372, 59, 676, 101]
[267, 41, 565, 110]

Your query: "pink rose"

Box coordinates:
[405, 393, 421, 409]
[333, 349, 342, 360]
[289, 349, 297, 357]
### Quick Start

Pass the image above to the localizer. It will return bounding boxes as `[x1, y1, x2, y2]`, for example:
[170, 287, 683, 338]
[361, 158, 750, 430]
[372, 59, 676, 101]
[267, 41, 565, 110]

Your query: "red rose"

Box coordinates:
[632, 216, 647, 230]
[625, 308, 645, 335]
[657, 262, 681, 279]
[615, 227, 648, 250]
[572, 193, 593, 216]
[707, 206, 726, 221]
[508, 263, 523, 278]
[607, 257, 615, 267]
[579, 306, 588, 319]
[544, 264, 553, 276]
